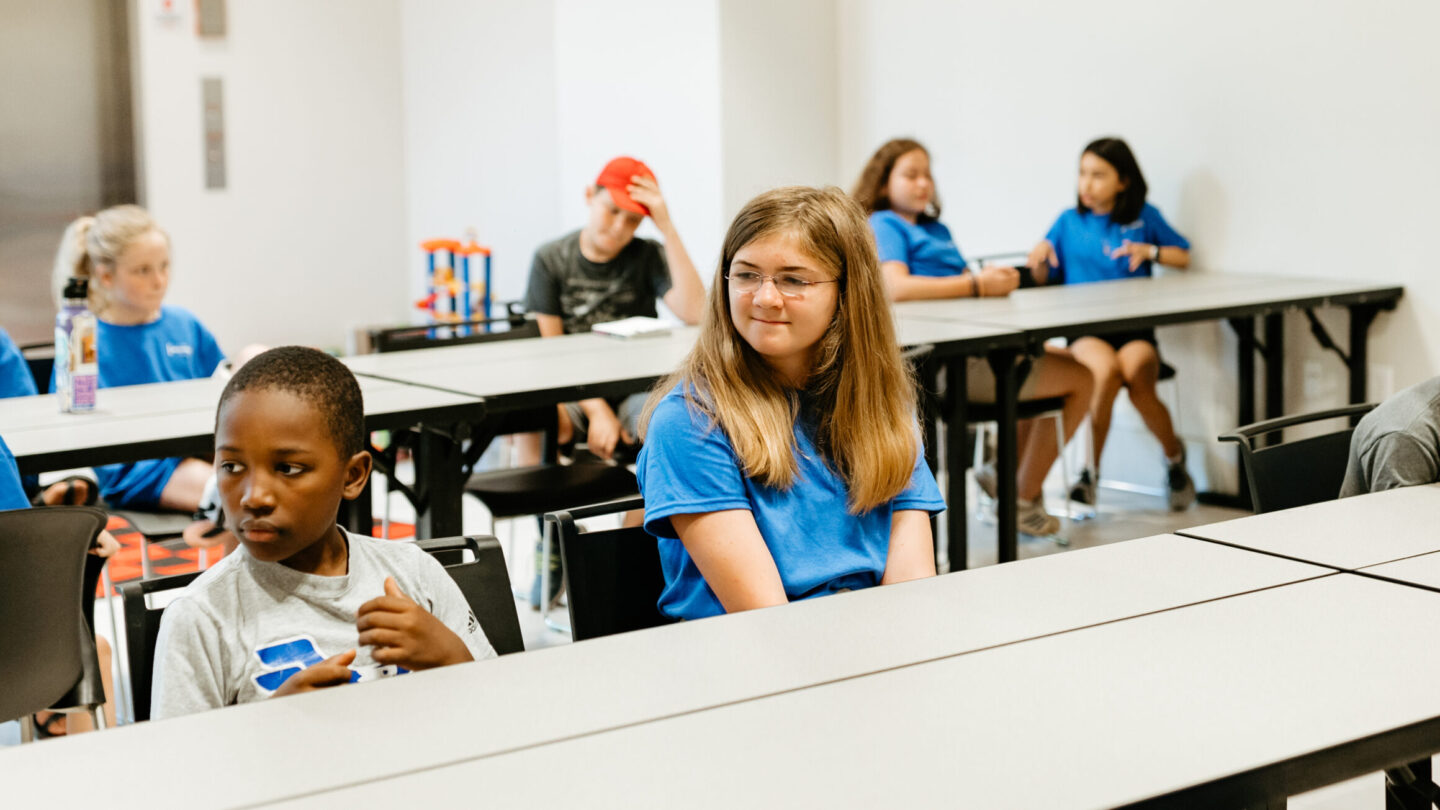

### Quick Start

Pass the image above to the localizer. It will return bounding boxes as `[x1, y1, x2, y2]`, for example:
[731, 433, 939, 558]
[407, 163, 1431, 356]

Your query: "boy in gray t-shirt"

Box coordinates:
[1340, 376, 1440, 498]
[152, 347, 495, 718]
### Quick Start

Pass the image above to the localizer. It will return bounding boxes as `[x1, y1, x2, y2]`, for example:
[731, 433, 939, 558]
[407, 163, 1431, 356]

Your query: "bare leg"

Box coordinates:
[157, 457, 212, 512]
[515, 432, 543, 467]
[58, 636, 115, 733]
[1013, 351, 1094, 501]
[1067, 338, 1125, 474]
[1117, 341, 1183, 458]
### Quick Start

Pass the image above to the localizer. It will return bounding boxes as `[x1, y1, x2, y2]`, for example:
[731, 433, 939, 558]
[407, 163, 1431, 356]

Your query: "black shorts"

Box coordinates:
[1073, 328, 1158, 353]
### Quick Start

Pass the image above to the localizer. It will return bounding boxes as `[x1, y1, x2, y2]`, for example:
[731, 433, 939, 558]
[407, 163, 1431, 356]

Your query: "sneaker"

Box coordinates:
[1167, 459, 1196, 511]
[973, 462, 998, 501]
[1016, 497, 1061, 537]
[529, 539, 564, 611]
[1068, 468, 1097, 506]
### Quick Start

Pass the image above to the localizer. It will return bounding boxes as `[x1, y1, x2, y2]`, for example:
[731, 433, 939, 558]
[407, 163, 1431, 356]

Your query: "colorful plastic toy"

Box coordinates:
[417, 233, 492, 335]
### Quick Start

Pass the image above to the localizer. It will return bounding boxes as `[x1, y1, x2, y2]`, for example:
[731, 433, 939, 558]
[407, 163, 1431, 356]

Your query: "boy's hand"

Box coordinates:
[626, 175, 671, 231]
[585, 408, 624, 460]
[273, 649, 356, 697]
[356, 577, 473, 670]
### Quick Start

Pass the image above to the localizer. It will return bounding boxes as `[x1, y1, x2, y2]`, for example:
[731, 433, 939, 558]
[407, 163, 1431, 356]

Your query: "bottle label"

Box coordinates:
[57, 309, 98, 413]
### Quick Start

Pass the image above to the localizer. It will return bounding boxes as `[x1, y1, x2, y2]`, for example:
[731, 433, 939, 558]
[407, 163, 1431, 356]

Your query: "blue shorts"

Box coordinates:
[94, 457, 184, 510]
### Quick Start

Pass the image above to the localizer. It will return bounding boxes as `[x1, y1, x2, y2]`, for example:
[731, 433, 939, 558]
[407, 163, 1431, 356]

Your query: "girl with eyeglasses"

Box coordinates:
[635, 186, 945, 621]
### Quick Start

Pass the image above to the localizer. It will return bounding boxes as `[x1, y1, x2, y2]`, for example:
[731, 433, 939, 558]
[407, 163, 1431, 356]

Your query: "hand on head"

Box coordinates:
[625, 175, 669, 228]
[355, 577, 473, 670]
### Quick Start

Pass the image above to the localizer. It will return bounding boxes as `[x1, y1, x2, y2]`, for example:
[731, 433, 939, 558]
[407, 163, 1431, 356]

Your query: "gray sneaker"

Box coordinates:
[1016, 497, 1062, 537]
[1167, 460, 1196, 511]
[974, 463, 998, 501]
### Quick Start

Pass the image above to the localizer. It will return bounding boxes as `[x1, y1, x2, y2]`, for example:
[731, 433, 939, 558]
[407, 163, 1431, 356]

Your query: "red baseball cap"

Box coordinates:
[594, 156, 655, 216]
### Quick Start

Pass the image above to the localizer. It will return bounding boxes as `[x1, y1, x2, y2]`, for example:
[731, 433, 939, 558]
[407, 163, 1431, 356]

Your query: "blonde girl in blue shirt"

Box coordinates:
[637, 186, 945, 620]
[1027, 137, 1194, 509]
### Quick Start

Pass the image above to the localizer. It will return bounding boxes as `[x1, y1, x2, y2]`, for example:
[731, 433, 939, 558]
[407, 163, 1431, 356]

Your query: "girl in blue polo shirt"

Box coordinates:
[637, 186, 945, 622]
[51, 206, 232, 542]
[853, 138, 1021, 301]
[1027, 137, 1194, 510]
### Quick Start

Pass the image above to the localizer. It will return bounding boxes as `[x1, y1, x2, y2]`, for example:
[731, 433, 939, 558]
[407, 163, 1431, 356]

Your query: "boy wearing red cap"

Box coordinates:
[524, 156, 704, 461]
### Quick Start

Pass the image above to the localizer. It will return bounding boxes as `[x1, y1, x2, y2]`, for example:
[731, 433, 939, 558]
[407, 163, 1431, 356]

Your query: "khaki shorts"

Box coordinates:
[962, 355, 1048, 404]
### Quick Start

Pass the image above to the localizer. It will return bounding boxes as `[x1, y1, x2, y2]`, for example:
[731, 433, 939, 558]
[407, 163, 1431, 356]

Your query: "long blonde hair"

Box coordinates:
[644, 186, 917, 513]
[52, 204, 165, 314]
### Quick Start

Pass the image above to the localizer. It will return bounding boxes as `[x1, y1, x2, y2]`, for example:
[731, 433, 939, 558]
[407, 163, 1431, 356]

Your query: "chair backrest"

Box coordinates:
[0, 506, 108, 723]
[121, 535, 524, 721]
[370, 313, 538, 354]
[415, 535, 525, 656]
[548, 496, 676, 642]
[1219, 402, 1377, 513]
[119, 570, 202, 722]
[19, 340, 54, 394]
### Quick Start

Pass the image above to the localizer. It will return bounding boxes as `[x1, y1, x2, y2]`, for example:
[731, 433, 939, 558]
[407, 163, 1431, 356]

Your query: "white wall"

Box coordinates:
[553, 0, 726, 283]
[399, 0, 560, 310]
[719, 0, 842, 230]
[839, 0, 1440, 491]
[133, 0, 408, 353]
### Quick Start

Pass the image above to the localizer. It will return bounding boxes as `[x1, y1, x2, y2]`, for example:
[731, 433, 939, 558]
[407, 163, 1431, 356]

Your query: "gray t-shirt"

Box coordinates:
[524, 230, 671, 333]
[152, 530, 496, 719]
[1340, 376, 1440, 497]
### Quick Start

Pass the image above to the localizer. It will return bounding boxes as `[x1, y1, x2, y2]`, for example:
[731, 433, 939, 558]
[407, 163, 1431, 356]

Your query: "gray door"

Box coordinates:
[0, 0, 136, 345]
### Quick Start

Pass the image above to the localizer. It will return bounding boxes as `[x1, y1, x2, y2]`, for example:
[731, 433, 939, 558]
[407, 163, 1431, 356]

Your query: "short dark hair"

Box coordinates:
[851, 137, 941, 223]
[1078, 137, 1148, 224]
[217, 346, 365, 459]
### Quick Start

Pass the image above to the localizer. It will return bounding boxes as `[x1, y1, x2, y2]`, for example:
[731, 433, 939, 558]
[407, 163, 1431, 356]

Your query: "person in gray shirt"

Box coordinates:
[152, 348, 494, 718]
[1340, 376, 1440, 497]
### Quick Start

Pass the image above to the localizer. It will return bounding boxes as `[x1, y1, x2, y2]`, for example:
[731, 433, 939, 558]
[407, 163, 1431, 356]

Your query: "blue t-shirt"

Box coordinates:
[0, 435, 31, 511]
[0, 328, 38, 399]
[637, 386, 946, 621]
[53, 306, 226, 509]
[1043, 203, 1190, 285]
[869, 210, 968, 277]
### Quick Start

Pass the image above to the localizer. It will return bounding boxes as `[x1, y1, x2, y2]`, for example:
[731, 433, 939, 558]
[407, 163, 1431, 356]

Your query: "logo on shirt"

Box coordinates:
[251, 635, 407, 693]
[165, 342, 194, 357]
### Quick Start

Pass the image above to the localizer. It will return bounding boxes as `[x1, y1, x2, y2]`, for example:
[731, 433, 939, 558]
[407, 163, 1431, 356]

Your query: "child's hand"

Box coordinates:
[356, 577, 473, 670]
[1027, 241, 1058, 275]
[90, 529, 121, 559]
[585, 408, 624, 460]
[626, 175, 671, 230]
[273, 649, 357, 697]
[978, 266, 1020, 297]
[1109, 240, 1154, 272]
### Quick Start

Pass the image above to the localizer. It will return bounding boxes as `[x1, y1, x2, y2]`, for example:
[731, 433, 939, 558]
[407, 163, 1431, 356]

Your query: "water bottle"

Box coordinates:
[56, 277, 98, 413]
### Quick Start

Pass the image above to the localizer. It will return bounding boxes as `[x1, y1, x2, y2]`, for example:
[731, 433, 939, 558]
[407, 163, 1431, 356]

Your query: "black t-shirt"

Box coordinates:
[523, 230, 671, 333]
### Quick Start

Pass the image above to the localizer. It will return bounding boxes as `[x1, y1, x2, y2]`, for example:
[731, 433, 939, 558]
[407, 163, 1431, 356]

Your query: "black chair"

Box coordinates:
[546, 496, 677, 642]
[1219, 402, 1377, 513]
[415, 535, 524, 656]
[0, 506, 111, 739]
[366, 303, 530, 353]
[368, 312, 638, 622]
[119, 533, 521, 722]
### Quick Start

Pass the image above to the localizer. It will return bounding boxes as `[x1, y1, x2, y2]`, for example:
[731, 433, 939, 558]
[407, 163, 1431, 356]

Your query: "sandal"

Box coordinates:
[30, 474, 99, 507]
[32, 711, 67, 739]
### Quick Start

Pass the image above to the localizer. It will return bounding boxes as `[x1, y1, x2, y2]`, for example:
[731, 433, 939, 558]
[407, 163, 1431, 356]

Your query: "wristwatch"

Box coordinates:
[1150, 244, 1161, 261]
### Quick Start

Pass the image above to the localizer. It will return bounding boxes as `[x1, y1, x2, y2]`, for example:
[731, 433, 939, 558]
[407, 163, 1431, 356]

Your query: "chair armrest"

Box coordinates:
[1219, 403, 1377, 446]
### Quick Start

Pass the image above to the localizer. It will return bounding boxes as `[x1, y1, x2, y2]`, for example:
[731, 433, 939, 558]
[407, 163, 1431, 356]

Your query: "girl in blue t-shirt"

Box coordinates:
[853, 138, 1021, 301]
[636, 186, 945, 622]
[1027, 137, 1194, 509]
[52, 205, 238, 547]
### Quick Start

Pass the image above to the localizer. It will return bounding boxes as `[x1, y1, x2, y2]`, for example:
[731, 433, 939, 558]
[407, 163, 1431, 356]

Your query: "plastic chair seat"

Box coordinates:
[465, 463, 638, 520]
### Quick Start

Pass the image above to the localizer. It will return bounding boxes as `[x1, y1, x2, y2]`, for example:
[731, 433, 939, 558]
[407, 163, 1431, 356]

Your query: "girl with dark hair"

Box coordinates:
[852, 138, 1020, 301]
[1027, 137, 1194, 510]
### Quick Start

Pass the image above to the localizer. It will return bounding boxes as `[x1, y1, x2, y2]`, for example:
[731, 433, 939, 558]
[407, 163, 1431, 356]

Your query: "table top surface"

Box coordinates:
[1178, 484, 1440, 570]
[1, 374, 482, 468]
[0, 534, 1327, 809]
[1358, 548, 1440, 590]
[268, 573, 1440, 810]
[896, 273, 1403, 335]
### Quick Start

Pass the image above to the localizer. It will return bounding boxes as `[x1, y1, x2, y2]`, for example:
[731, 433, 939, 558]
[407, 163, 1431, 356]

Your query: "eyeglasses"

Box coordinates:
[725, 270, 838, 298]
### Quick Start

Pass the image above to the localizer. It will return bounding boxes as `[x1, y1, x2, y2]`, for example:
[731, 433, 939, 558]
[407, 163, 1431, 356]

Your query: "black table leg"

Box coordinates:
[1199, 317, 1258, 510]
[1350, 304, 1380, 406]
[416, 425, 465, 539]
[1263, 312, 1285, 446]
[989, 348, 1022, 564]
[945, 358, 970, 571]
